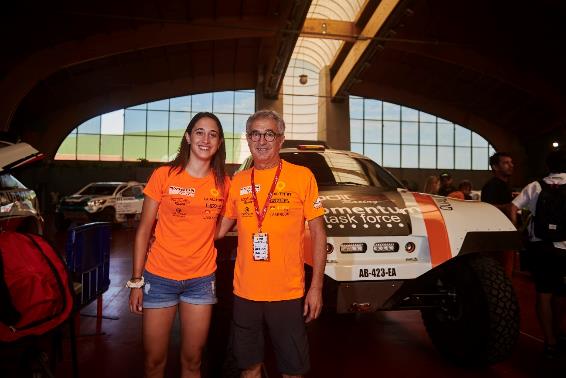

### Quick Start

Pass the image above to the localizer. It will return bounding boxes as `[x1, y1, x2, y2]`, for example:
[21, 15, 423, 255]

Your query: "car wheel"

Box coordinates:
[97, 207, 116, 223]
[421, 254, 519, 366]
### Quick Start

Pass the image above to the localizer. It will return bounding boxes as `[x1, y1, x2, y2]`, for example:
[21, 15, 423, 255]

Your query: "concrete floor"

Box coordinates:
[2, 225, 566, 377]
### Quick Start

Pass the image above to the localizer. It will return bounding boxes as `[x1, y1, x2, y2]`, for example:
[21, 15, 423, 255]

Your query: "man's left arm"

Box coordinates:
[304, 215, 326, 322]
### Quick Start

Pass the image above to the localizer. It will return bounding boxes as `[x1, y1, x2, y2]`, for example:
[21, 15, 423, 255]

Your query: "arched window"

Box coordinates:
[349, 97, 496, 170]
[55, 90, 255, 164]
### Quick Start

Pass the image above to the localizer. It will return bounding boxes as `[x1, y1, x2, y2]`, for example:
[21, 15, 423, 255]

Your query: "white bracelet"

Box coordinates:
[126, 276, 145, 288]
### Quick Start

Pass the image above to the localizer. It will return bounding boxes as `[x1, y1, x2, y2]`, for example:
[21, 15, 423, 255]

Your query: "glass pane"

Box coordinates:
[383, 121, 400, 143]
[124, 109, 146, 135]
[146, 137, 168, 162]
[147, 99, 169, 111]
[401, 145, 418, 168]
[437, 146, 454, 169]
[472, 132, 488, 147]
[217, 113, 234, 134]
[383, 144, 400, 167]
[455, 125, 471, 146]
[472, 147, 489, 170]
[100, 135, 123, 161]
[437, 116, 452, 124]
[349, 97, 363, 119]
[420, 122, 436, 145]
[213, 91, 234, 113]
[234, 114, 248, 136]
[383, 102, 400, 120]
[401, 106, 419, 122]
[350, 142, 364, 155]
[401, 121, 418, 144]
[420, 111, 436, 123]
[224, 138, 235, 164]
[127, 103, 146, 110]
[55, 133, 77, 160]
[437, 123, 454, 145]
[168, 136, 182, 161]
[364, 99, 381, 120]
[123, 136, 146, 161]
[350, 119, 363, 143]
[489, 145, 496, 158]
[419, 146, 436, 169]
[235, 91, 255, 114]
[147, 111, 169, 136]
[455, 147, 471, 169]
[170, 111, 190, 136]
[77, 134, 100, 160]
[364, 143, 382, 165]
[170, 95, 191, 111]
[234, 136, 250, 163]
[192, 93, 213, 112]
[77, 117, 101, 134]
[364, 120, 381, 143]
[101, 110, 124, 135]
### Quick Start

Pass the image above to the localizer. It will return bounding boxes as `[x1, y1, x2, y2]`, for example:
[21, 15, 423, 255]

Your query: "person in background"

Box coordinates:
[216, 109, 327, 378]
[448, 180, 473, 200]
[422, 175, 440, 194]
[510, 149, 566, 359]
[128, 112, 229, 378]
[438, 173, 456, 196]
[481, 152, 514, 217]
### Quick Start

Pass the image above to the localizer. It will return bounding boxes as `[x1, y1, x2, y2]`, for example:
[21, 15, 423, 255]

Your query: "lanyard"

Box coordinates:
[251, 160, 283, 232]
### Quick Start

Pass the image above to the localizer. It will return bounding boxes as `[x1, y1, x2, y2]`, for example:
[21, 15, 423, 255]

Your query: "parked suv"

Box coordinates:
[58, 181, 144, 225]
[0, 141, 44, 234]
[228, 145, 521, 366]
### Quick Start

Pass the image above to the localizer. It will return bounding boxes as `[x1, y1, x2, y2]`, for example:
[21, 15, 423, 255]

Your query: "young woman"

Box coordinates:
[128, 112, 229, 378]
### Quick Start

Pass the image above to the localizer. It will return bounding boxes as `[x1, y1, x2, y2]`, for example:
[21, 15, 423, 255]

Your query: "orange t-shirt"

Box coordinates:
[144, 166, 229, 280]
[225, 160, 325, 301]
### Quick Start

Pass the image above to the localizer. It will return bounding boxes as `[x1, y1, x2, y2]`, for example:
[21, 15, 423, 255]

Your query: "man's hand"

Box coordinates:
[303, 286, 323, 323]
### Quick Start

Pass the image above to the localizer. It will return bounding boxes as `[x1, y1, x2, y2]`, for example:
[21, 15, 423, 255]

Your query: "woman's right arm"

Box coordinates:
[129, 195, 159, 314]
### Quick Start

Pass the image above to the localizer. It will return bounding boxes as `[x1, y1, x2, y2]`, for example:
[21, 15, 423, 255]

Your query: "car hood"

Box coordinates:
[62, 194, 109, 203]
[0, 142, 44, 172]
[319, 187, 412, 236]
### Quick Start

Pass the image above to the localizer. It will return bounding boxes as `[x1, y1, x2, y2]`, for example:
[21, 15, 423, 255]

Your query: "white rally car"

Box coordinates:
[233, 145, 521, 366]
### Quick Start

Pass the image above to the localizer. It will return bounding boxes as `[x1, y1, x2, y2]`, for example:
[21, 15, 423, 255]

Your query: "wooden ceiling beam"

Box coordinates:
[331, 0, 401, 98]
[301, 18, 360, 42]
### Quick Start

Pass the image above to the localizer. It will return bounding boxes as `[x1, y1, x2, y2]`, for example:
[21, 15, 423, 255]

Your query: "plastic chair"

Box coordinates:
[65, 222, 116, 335]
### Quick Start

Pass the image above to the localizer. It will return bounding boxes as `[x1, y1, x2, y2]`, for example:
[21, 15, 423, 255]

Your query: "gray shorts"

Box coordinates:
[232, 295, 310, 375]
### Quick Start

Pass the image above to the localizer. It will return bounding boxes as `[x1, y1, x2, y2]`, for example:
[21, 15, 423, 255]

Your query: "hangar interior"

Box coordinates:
[2, 0, 566, 377]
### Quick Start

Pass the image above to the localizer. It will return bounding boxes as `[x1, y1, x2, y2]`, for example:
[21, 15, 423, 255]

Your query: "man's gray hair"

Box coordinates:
[246, 109, 286, 134]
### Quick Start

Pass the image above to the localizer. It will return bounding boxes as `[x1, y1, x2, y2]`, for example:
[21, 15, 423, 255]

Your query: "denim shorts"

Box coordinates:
[143, 270, 217, 308]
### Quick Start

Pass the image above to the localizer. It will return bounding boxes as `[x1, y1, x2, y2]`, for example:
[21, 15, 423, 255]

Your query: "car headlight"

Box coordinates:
[87, 199, 106, 207]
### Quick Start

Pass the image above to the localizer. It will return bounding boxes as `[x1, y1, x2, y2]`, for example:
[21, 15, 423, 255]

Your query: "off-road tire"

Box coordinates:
[421, 254, 519, 366]
[96, 207, 116, 223]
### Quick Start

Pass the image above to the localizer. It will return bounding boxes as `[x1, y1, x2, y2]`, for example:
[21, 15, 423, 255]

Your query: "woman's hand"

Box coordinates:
[129, 288, 144, 314]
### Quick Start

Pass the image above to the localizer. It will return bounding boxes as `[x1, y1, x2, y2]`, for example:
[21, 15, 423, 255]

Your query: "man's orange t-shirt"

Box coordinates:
[144, 166, 229, 280]
[225, 160, 325, 301]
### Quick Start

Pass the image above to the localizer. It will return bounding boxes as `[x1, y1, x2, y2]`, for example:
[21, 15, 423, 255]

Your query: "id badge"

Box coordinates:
[252, 233, 269, 261]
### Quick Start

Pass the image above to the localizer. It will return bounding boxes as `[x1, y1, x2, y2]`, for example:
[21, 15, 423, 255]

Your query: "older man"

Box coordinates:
[217, 109, 327, 378]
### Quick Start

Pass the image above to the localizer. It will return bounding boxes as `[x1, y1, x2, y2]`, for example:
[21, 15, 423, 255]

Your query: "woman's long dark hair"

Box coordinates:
[168, 112, 227, 195]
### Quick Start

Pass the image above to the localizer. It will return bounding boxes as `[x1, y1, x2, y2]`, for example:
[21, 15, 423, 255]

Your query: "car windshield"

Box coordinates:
[280, 151, 402, 190]
[79, 184, 120, 196]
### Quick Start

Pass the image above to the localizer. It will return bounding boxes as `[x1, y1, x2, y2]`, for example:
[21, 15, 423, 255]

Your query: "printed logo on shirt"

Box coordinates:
[210, 188, 219, 197]
[276, 181, 286, 191]
[313, 197, 323, 209]
[169, 186, 196, 197]
[240, 185, 261, 196]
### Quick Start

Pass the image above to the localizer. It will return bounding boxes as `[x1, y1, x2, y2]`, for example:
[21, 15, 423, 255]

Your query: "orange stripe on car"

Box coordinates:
[412, 193, 452, 267]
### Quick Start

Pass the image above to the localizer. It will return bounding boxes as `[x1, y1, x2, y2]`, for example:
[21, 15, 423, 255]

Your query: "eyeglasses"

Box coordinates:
[247, 130, 280, 142]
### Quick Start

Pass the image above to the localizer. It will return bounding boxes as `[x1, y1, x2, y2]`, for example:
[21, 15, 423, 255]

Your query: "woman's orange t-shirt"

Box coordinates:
[144, 166, 229, 280]
[225, 160, 325, 301]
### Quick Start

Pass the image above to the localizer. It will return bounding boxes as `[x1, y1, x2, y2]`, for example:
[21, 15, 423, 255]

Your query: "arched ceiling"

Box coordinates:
[2, 0, 566, 163]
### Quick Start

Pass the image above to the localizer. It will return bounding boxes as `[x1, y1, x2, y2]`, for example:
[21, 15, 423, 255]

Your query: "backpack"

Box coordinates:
[533, 180, 566, 241]
[0, 231, 73, 342]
